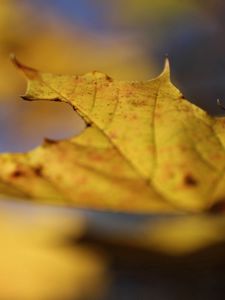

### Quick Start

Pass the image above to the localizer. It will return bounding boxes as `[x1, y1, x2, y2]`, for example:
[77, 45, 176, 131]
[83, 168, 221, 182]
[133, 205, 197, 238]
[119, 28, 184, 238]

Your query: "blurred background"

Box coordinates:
[1, 2, 225, 299]
[1, 0, 225, 152]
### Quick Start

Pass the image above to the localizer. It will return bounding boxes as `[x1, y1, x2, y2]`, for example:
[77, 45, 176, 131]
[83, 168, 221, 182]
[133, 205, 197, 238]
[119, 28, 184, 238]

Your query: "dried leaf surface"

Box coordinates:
[1, 57, 225, 213]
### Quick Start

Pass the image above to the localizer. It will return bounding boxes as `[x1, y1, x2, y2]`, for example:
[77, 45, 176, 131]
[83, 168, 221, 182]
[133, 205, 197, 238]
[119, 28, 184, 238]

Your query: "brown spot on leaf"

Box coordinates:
[89, 153, 104, 162]
[130, 99, 147, 107]
[208, 200, 225, 214]
[109, 131, 118, 139]
[10, 170, 25, 178]
[33, 166, 43, 176]
[184, 174, 198, 186]
[105, 74, 113, 82]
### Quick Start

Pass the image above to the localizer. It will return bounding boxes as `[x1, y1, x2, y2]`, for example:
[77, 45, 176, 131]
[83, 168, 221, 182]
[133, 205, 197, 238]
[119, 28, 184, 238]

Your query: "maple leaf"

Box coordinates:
[0, 56, 225, 213]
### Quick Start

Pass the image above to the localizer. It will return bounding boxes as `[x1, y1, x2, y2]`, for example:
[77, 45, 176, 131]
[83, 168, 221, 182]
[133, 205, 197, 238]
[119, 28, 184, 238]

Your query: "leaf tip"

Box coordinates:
[161, 55, 171, 78]
[43, 138, 59, 147]
[10, 54, 39, 80]
[21, 95, 34, 101]
[154, 54, 171, 82]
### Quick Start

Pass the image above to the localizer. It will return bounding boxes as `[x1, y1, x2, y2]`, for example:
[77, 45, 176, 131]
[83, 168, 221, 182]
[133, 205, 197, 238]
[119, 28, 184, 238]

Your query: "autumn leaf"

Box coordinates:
[0, 56, 225, 213]
[0, 206, 107, 300]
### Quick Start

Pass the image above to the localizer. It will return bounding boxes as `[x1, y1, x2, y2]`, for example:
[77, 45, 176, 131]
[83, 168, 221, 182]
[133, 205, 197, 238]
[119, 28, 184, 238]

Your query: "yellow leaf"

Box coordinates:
[0, 207, 107, 300]
[0, 56, 225, 213]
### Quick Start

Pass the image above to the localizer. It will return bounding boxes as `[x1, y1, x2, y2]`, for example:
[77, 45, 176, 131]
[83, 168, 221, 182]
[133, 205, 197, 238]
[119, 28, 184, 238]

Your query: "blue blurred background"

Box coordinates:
[1, 0, 225, 152]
